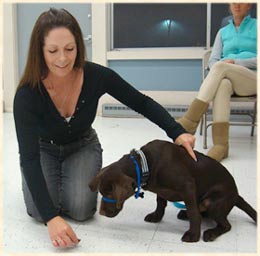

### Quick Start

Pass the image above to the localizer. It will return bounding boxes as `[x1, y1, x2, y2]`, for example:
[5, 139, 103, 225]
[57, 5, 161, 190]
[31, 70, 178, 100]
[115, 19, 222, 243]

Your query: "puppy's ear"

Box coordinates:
[114, 175, 136, 210]
[89, 170, 104, 191]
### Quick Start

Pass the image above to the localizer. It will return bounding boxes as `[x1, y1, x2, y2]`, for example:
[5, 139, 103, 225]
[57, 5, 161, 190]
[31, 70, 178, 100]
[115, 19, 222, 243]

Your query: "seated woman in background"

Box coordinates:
[178, 3, 257, 162]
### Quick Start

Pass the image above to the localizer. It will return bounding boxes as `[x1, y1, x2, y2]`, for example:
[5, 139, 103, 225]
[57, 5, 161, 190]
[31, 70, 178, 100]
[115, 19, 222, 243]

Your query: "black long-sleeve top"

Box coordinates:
[13, 61, 186, 222]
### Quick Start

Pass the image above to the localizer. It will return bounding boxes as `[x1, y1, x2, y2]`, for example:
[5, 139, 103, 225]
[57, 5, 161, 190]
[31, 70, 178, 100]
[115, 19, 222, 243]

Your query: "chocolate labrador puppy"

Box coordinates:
[89, 140, 257, 242]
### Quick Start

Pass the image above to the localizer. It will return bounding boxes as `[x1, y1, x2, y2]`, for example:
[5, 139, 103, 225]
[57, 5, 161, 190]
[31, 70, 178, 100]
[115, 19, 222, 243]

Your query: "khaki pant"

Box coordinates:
[197, 62, 257, 122]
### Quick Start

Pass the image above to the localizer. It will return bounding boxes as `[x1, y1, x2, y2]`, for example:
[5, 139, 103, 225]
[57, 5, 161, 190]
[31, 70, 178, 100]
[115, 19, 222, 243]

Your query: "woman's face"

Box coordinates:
[43, 27, 77, 78]
[230, 3, 251, 20]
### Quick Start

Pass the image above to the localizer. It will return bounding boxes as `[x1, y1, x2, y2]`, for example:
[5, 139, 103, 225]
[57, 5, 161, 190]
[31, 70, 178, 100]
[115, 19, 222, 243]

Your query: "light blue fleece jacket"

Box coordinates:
[208, 15, 257, 70]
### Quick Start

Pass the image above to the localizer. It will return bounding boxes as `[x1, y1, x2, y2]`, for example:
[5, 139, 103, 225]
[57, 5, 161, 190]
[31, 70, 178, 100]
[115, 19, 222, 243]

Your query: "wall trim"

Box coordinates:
[91, 3, 108, 66]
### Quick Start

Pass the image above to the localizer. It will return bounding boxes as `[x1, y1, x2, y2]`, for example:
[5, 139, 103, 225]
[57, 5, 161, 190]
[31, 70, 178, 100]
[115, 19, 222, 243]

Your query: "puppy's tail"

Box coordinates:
[235, 195, 257, 223]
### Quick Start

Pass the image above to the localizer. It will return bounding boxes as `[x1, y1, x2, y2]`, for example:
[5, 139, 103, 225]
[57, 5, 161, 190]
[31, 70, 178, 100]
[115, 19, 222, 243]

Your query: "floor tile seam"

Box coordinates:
[145, 222, 160, 252]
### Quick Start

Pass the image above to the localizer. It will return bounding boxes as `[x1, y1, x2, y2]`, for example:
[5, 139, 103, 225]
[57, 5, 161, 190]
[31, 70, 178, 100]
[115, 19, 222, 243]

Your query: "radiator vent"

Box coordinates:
[102, 104, 188, 118]
[102, 103, 255, 122]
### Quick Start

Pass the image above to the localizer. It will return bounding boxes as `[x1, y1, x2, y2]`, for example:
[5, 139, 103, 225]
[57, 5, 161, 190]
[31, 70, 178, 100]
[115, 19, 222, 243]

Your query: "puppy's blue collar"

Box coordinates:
[101, 149, 149, 203]
[130, 154, 144, 199]
[102, 196, 117, 203]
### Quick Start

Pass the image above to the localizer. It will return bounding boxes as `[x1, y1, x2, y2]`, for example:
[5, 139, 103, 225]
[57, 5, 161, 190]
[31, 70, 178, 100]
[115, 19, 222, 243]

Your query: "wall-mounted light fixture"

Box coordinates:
[164, 19, 173, 36]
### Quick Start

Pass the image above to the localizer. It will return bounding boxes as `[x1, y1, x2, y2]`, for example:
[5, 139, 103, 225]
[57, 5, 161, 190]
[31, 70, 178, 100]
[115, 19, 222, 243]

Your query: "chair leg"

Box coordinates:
[250, 102, 257, 136]
[199, 117, 203, 136]
[203, 112, 208, 149]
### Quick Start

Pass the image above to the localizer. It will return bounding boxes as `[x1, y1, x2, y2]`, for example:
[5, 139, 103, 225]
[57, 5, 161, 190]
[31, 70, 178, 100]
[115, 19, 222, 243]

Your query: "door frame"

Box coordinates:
[3, 3, 19, 112]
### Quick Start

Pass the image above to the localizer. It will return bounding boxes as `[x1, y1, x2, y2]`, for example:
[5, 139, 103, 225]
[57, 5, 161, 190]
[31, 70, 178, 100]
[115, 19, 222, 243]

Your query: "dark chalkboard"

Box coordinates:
[113, 3, 207, 48]
[113, 3, 257, 49]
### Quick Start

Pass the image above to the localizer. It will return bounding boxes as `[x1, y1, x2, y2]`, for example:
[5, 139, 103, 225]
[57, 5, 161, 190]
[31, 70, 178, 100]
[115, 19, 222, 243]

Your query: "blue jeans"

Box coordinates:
[21, 128, 103, 222]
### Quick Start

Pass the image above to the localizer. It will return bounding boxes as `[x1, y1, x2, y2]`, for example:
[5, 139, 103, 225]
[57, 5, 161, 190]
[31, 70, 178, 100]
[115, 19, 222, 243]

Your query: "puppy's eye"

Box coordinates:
[104, 185, 113, 194]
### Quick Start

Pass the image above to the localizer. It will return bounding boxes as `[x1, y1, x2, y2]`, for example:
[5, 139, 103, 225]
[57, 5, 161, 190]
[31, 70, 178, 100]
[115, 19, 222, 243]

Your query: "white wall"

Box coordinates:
[3, 4, 18, 112]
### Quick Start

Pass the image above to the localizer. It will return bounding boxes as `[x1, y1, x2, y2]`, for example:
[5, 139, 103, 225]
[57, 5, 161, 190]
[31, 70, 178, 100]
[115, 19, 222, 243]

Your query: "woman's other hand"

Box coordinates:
[47, 216, 80, 248]
[175, 133, 197, 161]
[222, 59, 235, 64]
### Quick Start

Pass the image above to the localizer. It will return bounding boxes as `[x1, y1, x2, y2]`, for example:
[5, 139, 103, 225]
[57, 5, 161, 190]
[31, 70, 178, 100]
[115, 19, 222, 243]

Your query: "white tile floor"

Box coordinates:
[3, 112, 258, 253]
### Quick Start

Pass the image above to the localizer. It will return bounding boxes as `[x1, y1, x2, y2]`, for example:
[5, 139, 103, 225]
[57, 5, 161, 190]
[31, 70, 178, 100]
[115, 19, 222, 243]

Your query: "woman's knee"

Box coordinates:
[68, 206, 97, 222]
[211, 61, 230, 72]
[62, 191, 98, 221]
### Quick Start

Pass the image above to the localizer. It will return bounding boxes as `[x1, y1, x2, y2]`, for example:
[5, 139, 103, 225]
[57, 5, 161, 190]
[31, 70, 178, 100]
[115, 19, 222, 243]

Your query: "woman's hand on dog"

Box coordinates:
[47, 216, 80, 248]
[175, 133, 197, 162]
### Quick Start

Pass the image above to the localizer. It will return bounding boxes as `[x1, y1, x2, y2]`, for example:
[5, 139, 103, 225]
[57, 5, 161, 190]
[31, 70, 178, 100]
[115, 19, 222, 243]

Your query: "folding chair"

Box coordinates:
[200, 50, 257, 149]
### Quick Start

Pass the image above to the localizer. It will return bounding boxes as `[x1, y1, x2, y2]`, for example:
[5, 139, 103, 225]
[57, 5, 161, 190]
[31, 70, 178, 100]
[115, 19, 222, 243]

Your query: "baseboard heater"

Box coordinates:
[102, 103, 255, 122]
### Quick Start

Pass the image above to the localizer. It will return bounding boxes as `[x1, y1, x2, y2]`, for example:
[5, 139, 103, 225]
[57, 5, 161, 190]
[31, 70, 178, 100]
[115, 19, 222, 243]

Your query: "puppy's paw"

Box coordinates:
[177, 210, 188, 220]
[144, 212, 162, 223]
[181, 230, 200, 242]
[203, 230, 217, 242]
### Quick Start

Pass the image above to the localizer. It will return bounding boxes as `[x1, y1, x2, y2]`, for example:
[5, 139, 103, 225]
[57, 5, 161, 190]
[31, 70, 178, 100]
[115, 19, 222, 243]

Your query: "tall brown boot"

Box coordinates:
[207, 122, 229, 162]
[177, 98, 209, 134]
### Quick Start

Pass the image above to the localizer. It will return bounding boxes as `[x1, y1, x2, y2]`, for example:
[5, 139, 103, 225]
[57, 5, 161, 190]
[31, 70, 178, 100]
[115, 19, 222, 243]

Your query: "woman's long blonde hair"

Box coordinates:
[17, 8, 86, 91]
